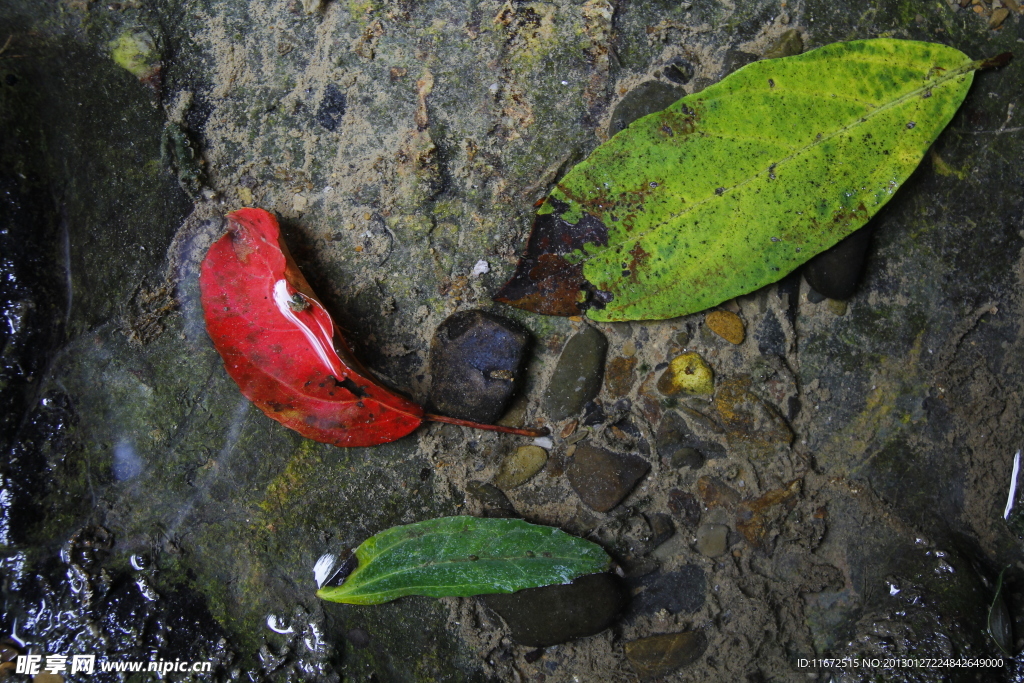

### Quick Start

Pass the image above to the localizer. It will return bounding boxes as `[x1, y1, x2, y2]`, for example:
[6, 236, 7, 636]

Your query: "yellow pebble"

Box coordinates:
[705, 310, 745, 344]
[656, 352, 714, 396]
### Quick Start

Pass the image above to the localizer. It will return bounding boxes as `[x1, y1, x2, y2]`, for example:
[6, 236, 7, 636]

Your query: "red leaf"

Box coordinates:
[199, 208, 424, 447]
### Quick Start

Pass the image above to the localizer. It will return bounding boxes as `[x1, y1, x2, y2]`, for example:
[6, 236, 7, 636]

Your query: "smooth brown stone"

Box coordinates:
[606, 355, 638, 397]
[566, 445, 649, 512]
[705, 310, 745, 344]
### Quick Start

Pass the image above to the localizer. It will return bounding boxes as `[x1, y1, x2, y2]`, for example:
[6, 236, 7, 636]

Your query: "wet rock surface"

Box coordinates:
[3, 0, 1023, 680]
[566, 445, 650, 512]
[427, 310, 530, 423]
[542, 326, 607, 422]
[481, 573, 628, 647]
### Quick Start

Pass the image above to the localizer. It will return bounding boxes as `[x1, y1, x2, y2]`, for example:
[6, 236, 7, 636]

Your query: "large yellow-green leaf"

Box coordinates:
[315, 516, 611, 605]
[494, 39, 997, 321]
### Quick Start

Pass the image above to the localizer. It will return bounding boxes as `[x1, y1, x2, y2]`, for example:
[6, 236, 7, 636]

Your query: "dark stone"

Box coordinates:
[627, 565, 705, 617]
[346, 628, 371, 649]
[581, 400, 605, 426]
[644, 513, 675, 549]
[625, 630, 708, 679]
[671, 447, 703, 469]
[720, 49, 758, 77]
[620, 556, 659, 578]
[755, 310, 786, 357]
[482, 573, 628, 647]
[427, 310, 531, 423]
[608, 81, 687, 137]
[668, 489, 701, 528]
[655, 411, 723, 467]
[803, 226, 875, 300]
[542, 326, 607, 422]
[806, 286, 826, 304]
[566, 445, 649, 512]
[524, 648, 544, 663]
[316, 83, 347, 131]
[465, 481, 517, 518]
[661, 57, 695, 85]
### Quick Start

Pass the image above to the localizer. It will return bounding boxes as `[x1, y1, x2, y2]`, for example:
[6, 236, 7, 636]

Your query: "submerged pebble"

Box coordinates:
[316, 83, 347, 131]
[656, 412, 703, 469]
[695, 523, 729, 557]
[428, 310, 530, 424]
[803, 225, 874, 300]
[605, 356, 638, 397]
[465, 481, 518, 517]
[755, 310, 786, 357]
[705, 310, 745, 344]
[656, 352, 714, 396]
[566, 445, 649, 512]
[494, 445, 548, 490]
[668, 489, 701, 527]
[644, 513, 675, 550]
[661, 56, 696, 84]
[627, 565, 705, 617]
[543, 326, 607, 421]
[482, 573, 627, 647]
[625, 630, 708, 679]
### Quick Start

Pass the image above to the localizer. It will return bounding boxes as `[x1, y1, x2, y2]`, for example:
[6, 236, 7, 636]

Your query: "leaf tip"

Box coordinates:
[313, 551, 358, 590]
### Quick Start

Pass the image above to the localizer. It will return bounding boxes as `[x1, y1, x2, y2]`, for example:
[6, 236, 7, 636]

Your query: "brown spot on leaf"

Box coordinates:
[494, 203, 610, 316]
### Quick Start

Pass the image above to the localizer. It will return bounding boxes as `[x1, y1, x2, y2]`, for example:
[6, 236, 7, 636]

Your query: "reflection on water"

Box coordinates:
[112, 440, 144, 481]
[165, 397, 250, 538]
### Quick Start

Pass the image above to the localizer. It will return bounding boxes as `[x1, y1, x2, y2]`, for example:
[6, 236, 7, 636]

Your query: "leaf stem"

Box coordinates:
[425, 413, 549, 437]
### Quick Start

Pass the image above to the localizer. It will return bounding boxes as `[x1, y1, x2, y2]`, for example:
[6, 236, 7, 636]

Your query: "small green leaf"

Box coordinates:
[495, 39, 1001, 321]
[316, 516, 611, 605]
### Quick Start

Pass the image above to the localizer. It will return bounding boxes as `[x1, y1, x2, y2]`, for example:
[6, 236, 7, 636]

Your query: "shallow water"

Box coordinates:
[2, 0, 1024, 681]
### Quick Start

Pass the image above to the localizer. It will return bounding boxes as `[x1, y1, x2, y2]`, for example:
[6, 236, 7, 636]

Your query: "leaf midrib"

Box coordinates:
[337, 528, 601, 597]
